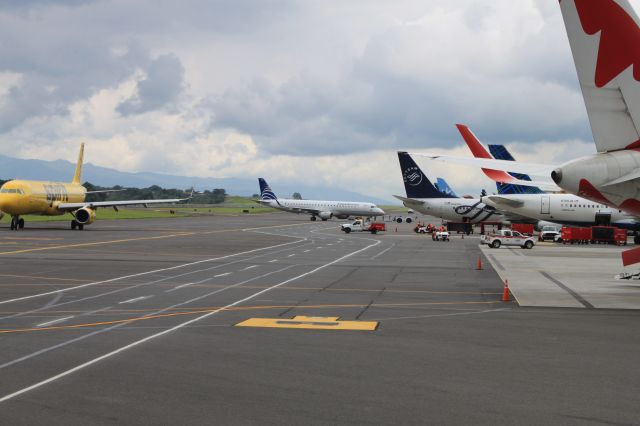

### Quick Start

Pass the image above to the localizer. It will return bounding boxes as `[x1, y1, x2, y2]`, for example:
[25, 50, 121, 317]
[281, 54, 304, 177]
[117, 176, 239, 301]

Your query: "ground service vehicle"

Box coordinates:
[481, 230, 535, 249]
[341, 220, 386, 234]
[433, 231, 450, 241]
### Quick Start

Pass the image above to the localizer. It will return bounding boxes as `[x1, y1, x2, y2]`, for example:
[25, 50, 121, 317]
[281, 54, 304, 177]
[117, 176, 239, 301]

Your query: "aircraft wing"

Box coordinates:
[407, 152, 562, 191]
[484, 195, 525, 208]
[57, 198, 186, 210]
[408, 152, 554, 176]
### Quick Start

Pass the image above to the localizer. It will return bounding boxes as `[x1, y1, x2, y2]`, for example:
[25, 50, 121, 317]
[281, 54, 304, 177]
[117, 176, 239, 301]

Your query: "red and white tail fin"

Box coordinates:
[455, 124, 517, 183]
[560, 0, 640, 152]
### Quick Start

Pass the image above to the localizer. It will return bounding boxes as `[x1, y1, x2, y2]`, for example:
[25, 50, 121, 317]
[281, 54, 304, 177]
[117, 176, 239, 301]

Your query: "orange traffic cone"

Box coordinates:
[502, 280, 510, 302]
[476, 256, 482, 270]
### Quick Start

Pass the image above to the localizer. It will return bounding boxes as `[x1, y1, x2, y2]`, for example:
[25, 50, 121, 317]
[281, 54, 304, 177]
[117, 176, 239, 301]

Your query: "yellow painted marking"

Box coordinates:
[236, 315, 378, 331]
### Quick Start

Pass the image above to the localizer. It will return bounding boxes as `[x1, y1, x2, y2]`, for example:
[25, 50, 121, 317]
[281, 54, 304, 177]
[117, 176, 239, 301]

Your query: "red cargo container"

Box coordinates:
[512, 223, 534, 235]
[615, 228, 628, 246]
[561, 227, 591, 244]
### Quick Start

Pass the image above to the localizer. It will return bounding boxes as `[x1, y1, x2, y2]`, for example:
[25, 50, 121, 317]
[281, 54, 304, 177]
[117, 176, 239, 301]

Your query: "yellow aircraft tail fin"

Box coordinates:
[72, 143, 84, 184]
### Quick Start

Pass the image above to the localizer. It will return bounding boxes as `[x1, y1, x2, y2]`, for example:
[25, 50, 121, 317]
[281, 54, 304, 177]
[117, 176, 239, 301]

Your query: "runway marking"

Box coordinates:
[236, 316, 378, 331]
[370, 243, 396, 260]
[0, 238, 305, 306]
[0, 301, 503, 335]
[269, 259, 278, 263]
[287, 254, 295, 257]
[0, 238, 380, 403]
[303, 250, 311, 253]
[0, 273, 90, 283]
[214, 272, 231, 277]
[118, 296, 152, 304]
[165, 282, 195, 292]
[0, 222, 311, 257]
[241, 265, 259, 271]
[36, 316, 74, 328]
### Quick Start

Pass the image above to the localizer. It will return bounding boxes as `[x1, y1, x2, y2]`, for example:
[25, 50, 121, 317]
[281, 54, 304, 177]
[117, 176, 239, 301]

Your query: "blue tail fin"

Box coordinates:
[397, 152, 455, 199]
[488, 145, 545, 195]
[435, 178, 459, 198]
[258, 178, 278, 201]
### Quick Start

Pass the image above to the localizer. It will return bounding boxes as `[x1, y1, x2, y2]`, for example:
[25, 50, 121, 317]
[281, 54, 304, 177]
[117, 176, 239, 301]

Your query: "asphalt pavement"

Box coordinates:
[0, 214, 639, 425]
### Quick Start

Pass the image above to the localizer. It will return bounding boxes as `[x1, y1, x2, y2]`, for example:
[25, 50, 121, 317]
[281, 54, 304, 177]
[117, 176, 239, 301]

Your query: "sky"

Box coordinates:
[0, 0, 634, 201]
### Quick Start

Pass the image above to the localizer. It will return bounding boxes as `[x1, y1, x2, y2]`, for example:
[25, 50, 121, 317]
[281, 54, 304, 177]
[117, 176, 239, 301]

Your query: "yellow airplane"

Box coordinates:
[0, 143, 189, 230]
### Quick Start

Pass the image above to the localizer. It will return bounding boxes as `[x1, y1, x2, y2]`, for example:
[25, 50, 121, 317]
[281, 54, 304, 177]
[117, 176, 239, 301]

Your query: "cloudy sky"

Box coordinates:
[0, 0, 632, 200]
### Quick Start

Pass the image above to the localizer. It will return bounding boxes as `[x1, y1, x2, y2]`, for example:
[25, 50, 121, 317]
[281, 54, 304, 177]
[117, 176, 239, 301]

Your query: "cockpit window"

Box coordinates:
[0, 188, 24, 194]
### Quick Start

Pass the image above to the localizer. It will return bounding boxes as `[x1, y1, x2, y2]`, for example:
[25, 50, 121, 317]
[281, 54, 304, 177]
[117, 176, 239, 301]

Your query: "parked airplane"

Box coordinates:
[409, 0, 640, 218]
[459, 126, 640, 231]
[257, 178, 384, 221]
[0, 144, 189, 230]
[393, 152, 505, 223]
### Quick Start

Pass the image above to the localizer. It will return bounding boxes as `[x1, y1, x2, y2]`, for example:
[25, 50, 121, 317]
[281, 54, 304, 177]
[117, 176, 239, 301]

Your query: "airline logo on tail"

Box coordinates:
[258, 178, 278, 201]
[403, 167, 423, 186]
[574, 0, 640, 87]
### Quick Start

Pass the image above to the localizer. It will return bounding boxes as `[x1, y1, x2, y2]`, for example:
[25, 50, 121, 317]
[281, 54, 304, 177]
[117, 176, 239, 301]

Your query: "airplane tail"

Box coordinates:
[72, 143, 84, 184]
[488, 144, 545, 195]
[397, 152, 454, 199]
[258, 178, 278, 201]
[560, 0, 640, 152]
[435, 177, 459, 198]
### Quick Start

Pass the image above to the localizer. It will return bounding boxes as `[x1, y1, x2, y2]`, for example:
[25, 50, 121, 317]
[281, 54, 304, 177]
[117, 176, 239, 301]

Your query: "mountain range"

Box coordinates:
[0, 154, 396, 205]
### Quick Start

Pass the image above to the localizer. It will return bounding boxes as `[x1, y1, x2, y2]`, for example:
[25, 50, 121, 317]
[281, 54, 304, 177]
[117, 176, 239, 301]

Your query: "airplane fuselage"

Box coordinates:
[260, 198, 384, 219]
[0, 180, 86, 216]
[399, 197, 504, 224]
[552, 150, 640, 218]
[483, 193, 639, 230]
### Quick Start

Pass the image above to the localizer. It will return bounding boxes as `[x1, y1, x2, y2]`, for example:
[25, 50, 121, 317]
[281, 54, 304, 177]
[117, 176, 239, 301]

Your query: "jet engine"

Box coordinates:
[335, 214, 349, 220]
[75, 207, 96, 225]
[318, 211, 333, 221]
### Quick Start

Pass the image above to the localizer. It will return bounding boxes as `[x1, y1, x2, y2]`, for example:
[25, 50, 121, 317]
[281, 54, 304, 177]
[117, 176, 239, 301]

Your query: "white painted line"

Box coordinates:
[304, 250, 311, 253]
[36, 316, 74, 328]
[287, 254, 295, 258]
[241, 265, 259, 271]
[269, 259, 278, 263]
[370, 243, 396, 260]
[118, 296, 151, 305]
[165, 282, 195, 293]
[214, 272, 231, 277]
[0, 238, 380, 404]
[0, 239, 306, 306]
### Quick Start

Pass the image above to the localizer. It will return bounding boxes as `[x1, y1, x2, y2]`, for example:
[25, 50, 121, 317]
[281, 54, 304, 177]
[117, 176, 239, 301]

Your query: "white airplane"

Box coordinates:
[257, 178, 384, 221]
[457, 124, 640, 231]
[410, 0, 640, 216]
[393, 151, 510, 224]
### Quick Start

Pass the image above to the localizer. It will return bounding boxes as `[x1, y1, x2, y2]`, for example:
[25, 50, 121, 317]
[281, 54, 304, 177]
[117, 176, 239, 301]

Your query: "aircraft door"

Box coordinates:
[540, 196, 550, 214]
[595, 212, 611, 226]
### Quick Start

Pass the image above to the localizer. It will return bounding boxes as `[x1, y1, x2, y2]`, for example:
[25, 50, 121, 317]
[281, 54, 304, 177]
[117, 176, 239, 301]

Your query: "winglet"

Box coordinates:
[72, 143, 84, 185]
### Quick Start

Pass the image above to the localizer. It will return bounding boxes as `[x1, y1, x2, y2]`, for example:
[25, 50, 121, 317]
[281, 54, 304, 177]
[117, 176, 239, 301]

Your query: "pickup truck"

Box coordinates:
[481, 229, 535, 249]
[341, 220, 386, 234]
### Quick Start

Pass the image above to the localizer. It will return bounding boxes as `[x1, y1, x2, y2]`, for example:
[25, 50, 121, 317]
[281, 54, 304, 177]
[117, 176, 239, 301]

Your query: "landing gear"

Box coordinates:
[10, 216, 23, 230]
[71, 220, 85, 230]
[310, 216, 317, 221]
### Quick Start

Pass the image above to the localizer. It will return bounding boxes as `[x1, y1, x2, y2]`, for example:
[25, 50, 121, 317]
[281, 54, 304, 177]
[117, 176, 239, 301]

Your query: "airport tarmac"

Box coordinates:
[0, 214, 640, 425]
[482, 241, 640, 309]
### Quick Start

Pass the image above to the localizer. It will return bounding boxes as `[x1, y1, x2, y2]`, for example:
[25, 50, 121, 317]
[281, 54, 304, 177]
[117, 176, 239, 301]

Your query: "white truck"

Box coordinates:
[481, 229, 535, 249]
[340, 219, 386, 234]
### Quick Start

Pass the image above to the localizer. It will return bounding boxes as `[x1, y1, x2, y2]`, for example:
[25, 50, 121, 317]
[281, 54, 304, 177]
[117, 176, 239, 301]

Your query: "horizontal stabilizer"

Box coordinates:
[393, 195, 426, 206]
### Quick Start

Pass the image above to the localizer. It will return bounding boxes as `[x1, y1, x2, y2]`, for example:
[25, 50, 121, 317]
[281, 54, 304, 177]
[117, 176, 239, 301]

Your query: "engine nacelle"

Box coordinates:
[318, 211, 332, 220]
[335, 214, 349, 220]
[75, 207, 96, 225]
